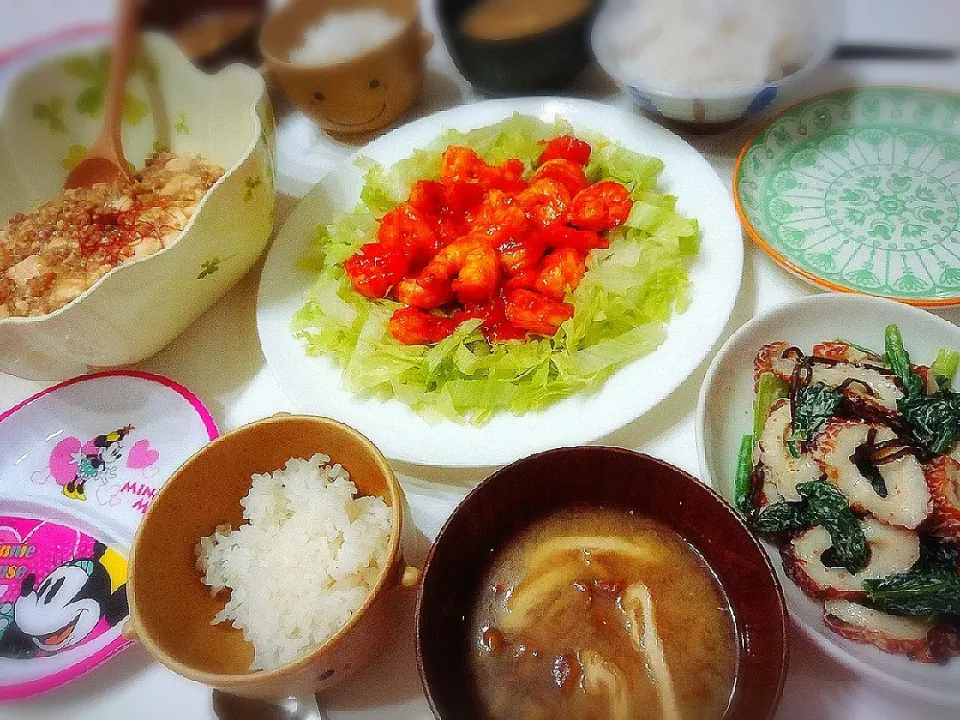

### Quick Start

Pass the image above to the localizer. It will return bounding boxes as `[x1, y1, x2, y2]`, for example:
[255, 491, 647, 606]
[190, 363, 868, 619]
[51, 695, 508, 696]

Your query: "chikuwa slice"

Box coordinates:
[754, 342, 800, 385]
[755, 343, 904, 411]
[757, 399, 821, 503]
[923, 456, 960, 542]
[814, 421, 930, 529]
[808, 363, 903, 412]
[783, 519, 920, 599]
[823, 599, 934, 658]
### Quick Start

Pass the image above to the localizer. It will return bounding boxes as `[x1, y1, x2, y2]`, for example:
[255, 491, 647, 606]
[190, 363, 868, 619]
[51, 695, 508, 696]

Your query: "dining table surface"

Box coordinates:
[2, 0, 959, 718]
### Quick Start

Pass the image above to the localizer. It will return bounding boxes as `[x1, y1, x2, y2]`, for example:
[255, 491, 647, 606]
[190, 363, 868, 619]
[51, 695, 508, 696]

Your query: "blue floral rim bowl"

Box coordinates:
[591, 0, 842, 130]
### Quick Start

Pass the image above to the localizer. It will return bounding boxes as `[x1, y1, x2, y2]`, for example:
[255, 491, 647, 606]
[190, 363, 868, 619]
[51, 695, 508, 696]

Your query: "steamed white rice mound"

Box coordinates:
[607, 0, 813, 94]
[196, 453, 392, 671]
[289, 9, 405, 66]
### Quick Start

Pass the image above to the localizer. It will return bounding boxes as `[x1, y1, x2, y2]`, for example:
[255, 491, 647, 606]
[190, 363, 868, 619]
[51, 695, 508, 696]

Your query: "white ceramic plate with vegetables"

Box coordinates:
[258, 97, 742, 467]
[697, 293, 960, 705]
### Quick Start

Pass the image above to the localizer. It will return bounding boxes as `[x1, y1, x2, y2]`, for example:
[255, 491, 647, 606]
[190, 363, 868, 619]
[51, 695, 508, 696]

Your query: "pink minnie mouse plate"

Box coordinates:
[0, 371, 218, 700]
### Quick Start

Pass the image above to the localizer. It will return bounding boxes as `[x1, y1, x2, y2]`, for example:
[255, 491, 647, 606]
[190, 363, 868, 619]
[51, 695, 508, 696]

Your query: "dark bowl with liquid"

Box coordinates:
[415, 446, 789, 719]
[436, 0, 599, 96]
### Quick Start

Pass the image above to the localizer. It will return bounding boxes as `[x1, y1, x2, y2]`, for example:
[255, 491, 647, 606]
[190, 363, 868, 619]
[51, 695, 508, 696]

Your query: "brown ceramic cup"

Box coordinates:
[259, 0, 432, 136]
[125, 414, 418, 700]
[416, 447, 789, 719]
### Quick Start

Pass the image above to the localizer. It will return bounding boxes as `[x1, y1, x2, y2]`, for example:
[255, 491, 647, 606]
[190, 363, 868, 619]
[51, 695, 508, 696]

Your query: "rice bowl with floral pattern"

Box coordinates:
[591, 0, 842, 128]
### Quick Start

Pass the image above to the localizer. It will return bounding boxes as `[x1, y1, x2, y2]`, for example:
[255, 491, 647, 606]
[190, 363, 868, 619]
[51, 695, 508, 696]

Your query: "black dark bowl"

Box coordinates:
[416, 447, 789, 719]
[436, 0, 599, 96]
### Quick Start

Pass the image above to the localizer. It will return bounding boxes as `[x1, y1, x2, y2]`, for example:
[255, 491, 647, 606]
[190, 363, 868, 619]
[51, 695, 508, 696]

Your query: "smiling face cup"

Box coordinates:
[260, 0, 431, 137]
[303, 48, 421, 134]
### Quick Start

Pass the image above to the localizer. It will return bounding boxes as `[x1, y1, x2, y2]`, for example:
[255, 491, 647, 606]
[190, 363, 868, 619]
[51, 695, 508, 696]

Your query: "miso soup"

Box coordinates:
[468, 507, 737, 720]
[460, 0, 591, 41]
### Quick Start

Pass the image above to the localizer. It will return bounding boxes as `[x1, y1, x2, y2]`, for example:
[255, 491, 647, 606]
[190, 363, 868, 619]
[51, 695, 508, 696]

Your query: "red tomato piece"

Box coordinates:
[568, 181, 633, 232]
[343, 242, 410, 299]
[537, 135, 592, 167]
[389, 307, 457, 345]
[532, 159, 589, 197]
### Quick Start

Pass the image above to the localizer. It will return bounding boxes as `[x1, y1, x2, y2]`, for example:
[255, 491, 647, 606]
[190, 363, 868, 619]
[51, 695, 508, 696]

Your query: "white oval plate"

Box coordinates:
[696, 293, 960, 705]
[258, 97, 743, 467]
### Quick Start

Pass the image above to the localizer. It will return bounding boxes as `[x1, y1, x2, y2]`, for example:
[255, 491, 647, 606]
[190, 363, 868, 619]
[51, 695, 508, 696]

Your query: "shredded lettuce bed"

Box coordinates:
[291, 114, 699, 424]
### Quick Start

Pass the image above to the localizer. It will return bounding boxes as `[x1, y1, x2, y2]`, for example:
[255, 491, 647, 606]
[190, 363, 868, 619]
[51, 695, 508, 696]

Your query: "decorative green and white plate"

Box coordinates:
[735, 87, 960, 306]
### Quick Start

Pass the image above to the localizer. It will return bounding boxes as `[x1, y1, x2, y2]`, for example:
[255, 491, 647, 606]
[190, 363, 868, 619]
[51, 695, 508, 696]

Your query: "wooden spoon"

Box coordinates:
[64, 0, 139, 190]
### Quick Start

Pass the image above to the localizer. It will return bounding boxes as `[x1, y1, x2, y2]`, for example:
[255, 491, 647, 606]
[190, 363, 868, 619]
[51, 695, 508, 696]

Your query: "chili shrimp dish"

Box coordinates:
[258, 99, 742, 465]
[737, 325, 960, 664]
[288, 113, 700, 424]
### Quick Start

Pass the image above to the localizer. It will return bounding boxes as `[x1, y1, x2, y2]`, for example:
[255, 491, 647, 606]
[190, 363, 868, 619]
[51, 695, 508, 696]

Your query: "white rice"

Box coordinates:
[605, 0, 814, 94]
[196, 453, 393, 671]
[288, 9, 406, 66]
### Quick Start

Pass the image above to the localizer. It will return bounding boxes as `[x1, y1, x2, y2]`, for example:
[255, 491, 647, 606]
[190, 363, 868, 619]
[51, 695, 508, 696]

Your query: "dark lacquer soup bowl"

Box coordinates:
[436, 0, 599, 97]
[416, 446, 788, 719]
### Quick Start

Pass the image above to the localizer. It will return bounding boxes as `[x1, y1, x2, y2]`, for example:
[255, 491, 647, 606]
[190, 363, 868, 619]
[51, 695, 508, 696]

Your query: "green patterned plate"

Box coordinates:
[735, 87, 960, 306]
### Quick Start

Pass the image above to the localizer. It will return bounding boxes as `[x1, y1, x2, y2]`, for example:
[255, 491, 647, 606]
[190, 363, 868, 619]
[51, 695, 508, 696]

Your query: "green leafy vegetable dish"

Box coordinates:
[291, 114, 699, 424]
[737, 326, 960, 663]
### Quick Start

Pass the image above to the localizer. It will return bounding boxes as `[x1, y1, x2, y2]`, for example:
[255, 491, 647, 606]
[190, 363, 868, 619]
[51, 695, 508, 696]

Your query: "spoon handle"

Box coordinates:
[283, 695, 328, 720]
[93, 0, 139, 166]
[211, 691, 329, 720]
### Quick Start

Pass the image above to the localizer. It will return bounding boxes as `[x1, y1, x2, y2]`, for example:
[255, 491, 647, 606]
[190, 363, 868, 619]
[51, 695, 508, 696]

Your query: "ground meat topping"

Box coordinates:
[0, 151, 223, 318]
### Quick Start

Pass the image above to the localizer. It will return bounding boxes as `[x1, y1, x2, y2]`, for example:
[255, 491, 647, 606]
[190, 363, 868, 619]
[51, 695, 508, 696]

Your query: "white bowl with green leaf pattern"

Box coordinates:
[735, 87, 960, 306]
[0, 33, 275, 380]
